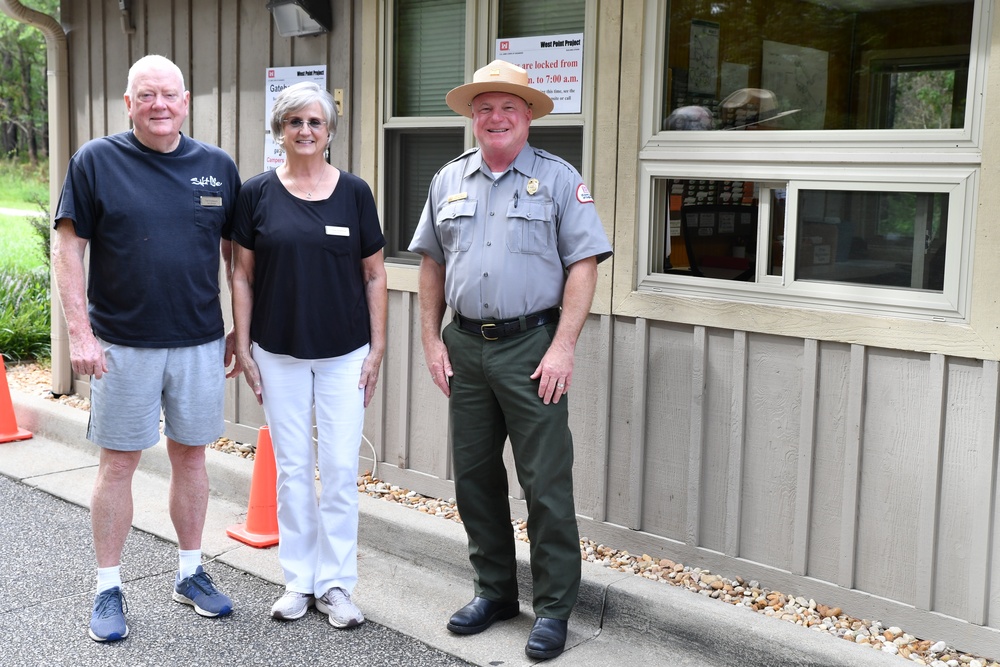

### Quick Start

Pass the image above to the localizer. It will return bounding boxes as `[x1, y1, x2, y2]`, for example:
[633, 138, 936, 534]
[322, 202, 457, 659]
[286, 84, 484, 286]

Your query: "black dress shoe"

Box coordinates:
[446, 596, 519, 635]
[525, 617, 568, 660]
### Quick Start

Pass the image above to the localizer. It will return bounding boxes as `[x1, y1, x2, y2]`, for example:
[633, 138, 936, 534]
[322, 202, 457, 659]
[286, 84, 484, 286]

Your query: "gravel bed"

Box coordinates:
[6, 361, 999, 667]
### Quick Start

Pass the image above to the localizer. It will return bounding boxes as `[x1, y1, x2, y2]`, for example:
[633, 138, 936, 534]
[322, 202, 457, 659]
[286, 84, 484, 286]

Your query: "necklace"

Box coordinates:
[287, 166, 325, 199]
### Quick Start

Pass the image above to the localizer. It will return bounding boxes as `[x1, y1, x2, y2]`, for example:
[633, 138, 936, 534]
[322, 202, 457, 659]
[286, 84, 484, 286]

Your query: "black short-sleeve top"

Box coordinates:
[54, 131, 240, 347]
[231, 168, 386, 359]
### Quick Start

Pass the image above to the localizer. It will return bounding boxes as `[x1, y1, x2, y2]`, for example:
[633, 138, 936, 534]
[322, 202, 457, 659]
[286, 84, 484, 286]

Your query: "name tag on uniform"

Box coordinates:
[200, 196, 223, 206]
[326, 226, 350, 236]
[447, 192, 468, 203]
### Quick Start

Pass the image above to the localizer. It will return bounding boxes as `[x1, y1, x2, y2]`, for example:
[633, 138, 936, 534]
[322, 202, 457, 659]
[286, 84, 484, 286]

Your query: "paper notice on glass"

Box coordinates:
[263, 66, 327, 171]
[496, 34, 583, 114]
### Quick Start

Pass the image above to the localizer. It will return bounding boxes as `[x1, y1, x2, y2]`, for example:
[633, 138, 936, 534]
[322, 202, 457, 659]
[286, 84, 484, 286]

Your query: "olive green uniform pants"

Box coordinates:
[443, 320, 581, 620]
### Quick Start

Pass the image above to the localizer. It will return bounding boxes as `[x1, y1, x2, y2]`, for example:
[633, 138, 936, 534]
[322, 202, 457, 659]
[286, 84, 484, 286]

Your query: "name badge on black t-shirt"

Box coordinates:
[326, 226, 349, 236]
[201, 196, 223, 206]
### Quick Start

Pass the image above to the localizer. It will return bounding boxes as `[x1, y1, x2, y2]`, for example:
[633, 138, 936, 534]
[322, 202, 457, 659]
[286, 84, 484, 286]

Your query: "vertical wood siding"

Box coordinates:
[371, 311, 1000, 655]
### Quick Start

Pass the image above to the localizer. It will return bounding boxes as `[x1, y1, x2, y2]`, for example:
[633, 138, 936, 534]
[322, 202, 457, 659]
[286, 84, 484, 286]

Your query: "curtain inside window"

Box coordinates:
[390, 128, 465, 256]
[394, 0, 465, 116]
[499, 0, 586, 37]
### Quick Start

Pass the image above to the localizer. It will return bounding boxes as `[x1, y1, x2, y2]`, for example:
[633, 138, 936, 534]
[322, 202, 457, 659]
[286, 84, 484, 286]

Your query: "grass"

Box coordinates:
[0, 159, 48, 210]
[0, 157, 51, 362]
[0, 213, 48, 272]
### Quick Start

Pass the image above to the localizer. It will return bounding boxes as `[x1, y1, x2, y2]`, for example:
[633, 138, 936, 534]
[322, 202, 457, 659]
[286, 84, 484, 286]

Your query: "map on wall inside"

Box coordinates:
[688, 20, 720, 96]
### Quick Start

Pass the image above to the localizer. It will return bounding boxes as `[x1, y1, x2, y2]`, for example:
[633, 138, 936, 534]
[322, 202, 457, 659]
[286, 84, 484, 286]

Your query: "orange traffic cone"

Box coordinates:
[226, 425, 279, 548]
[0, 363, 32, 443]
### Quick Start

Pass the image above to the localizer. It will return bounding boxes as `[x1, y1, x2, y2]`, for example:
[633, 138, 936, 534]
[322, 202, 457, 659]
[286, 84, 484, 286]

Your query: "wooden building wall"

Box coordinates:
[376, 291, 1000, 657]
[55, 0, 1000, 657]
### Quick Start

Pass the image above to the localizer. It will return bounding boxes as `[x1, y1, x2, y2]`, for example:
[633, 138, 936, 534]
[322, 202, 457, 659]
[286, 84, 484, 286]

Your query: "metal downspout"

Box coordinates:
[0, 0, 71, 395]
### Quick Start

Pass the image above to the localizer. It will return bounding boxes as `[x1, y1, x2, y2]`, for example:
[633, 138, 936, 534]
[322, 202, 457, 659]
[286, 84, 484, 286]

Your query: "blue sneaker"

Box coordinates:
[172, 566, 233, 617]
[88, 587, 129, 642]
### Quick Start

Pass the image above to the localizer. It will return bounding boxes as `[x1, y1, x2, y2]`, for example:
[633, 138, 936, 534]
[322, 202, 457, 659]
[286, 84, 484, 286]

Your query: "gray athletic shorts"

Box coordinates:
[87, 337, 226, 451]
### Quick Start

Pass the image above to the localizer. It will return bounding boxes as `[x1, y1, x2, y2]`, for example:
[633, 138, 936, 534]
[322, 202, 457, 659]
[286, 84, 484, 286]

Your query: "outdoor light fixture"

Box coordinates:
[117, 0, 135, 34]
[266, 0, 332, 37]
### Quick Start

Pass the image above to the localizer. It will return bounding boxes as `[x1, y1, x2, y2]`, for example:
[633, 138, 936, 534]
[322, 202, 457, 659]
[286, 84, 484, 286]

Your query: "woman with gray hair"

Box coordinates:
[230, 81, 387, 627]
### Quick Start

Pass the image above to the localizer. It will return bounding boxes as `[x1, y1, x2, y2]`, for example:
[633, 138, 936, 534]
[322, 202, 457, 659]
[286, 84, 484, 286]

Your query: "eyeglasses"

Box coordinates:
[283, 118, 327, 129]
[135, 91, 181, 104]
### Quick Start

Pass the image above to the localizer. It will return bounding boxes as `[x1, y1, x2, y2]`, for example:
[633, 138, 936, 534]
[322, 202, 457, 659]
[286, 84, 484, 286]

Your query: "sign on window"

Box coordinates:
[263, 66, 328, 171]
[496, 34, 583, 114]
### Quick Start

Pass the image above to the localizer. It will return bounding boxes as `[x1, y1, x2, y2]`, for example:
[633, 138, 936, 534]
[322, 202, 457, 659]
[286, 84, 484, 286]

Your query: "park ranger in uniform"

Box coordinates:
[409, 59, 612, 661]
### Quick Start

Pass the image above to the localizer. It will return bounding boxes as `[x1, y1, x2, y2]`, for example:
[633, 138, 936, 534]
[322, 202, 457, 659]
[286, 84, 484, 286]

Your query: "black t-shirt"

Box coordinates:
[55, 132, 241, 347]
[231, 169, 386, 359]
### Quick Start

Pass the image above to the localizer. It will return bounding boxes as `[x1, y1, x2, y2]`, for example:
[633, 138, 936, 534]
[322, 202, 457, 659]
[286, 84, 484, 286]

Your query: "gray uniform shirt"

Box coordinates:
[409, 143, 612, 320]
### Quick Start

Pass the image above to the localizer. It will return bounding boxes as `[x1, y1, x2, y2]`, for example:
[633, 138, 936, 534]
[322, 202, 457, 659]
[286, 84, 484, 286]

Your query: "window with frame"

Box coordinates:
[638, 0, 983, 322]
[659, 0, 974, 132]
[382, 0, 589, 261]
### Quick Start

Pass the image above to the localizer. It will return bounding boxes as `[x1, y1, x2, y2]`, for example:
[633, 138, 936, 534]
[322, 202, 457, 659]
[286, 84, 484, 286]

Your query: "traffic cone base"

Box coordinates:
[226, 425, 279, 548]
[0, 364, 32, 443]
[0, 426, 33, 444]
[225, 522, 279, 548]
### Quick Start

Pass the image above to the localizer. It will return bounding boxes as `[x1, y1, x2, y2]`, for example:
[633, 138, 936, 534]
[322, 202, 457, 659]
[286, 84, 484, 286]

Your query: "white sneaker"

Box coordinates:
[316, 587, 364, 628]
[270, 591, 314, 620]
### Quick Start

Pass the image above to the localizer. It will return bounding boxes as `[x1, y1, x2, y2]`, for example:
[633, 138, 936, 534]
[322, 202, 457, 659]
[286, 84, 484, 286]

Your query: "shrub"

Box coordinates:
[28, 197, 51, 268]
[0, 266, 51, 362]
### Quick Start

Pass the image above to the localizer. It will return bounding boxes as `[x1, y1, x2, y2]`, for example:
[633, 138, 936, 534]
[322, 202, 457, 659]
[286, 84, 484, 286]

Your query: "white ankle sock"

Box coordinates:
[96, 565, 122, 593]
[178, 549, 202, 579]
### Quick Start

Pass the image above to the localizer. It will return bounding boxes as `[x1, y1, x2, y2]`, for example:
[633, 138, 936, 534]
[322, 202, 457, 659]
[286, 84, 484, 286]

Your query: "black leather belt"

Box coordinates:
[455, 308, 560, 341]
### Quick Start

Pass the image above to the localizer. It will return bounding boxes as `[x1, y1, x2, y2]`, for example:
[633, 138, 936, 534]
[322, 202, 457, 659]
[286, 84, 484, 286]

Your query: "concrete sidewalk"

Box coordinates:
[5, 387, 903, 666]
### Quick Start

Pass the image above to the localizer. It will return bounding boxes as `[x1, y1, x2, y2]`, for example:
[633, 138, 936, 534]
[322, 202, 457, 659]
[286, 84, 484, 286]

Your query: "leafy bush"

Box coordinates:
[0, 266, 50, 362]
[28, 197, 51, 268]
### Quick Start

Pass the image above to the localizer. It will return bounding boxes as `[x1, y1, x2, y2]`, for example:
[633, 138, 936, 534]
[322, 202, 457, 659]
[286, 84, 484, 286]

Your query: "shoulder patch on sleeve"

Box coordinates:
[576, 183, 594, 204]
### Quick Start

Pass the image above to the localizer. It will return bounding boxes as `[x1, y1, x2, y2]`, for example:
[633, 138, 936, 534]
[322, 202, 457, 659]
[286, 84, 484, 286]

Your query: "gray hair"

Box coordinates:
[270, 81, 338, 143]
[126, 55, 186, 97]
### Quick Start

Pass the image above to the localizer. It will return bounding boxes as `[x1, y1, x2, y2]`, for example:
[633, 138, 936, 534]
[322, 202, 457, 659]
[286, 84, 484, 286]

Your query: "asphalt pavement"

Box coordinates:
[0, 474, 470, 667]
[1, 386, 906, 666]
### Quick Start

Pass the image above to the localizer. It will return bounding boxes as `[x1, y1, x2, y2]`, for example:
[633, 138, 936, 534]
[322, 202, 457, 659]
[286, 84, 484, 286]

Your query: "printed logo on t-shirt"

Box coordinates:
[191, 176, 223, 187]
[576, 183, 594, 204]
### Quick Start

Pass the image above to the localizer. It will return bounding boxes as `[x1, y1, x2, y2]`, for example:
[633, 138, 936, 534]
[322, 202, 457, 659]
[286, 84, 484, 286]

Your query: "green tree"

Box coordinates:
[892, 70, 956, 129]
[0, 0, 58, 163]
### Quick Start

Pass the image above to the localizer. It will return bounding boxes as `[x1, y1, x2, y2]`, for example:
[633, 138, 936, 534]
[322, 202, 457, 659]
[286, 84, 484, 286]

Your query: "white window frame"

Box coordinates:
[636, 0, 989, 324]
[638, 165, 976, 321]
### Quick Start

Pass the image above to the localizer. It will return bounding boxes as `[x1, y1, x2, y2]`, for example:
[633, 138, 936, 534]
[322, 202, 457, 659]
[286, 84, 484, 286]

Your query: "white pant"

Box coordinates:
[253, 342, 367, 595]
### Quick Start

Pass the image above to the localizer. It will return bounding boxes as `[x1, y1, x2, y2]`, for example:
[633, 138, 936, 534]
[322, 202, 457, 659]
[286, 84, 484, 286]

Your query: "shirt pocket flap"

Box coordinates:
[437, 199, 478, 222]
[506, 199, 553, 222]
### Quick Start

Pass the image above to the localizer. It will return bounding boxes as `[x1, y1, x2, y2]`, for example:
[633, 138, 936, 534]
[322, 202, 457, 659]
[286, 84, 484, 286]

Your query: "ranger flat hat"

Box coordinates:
[446, 59, 554, 119]
[720, 88, 800, 130]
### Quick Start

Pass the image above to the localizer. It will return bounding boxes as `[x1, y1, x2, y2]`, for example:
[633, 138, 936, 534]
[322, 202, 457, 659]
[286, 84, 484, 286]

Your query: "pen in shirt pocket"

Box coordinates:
[514, 189, 519, 208]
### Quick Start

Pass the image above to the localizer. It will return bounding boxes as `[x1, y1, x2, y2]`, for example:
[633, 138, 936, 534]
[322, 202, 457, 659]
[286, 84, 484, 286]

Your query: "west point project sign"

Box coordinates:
[263, 66, 327, 171]
[496, 34, 583, 115]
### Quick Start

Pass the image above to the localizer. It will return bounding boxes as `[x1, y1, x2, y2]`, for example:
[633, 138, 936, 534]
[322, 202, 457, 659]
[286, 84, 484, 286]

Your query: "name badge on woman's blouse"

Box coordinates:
[325, 226, 350, 236]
